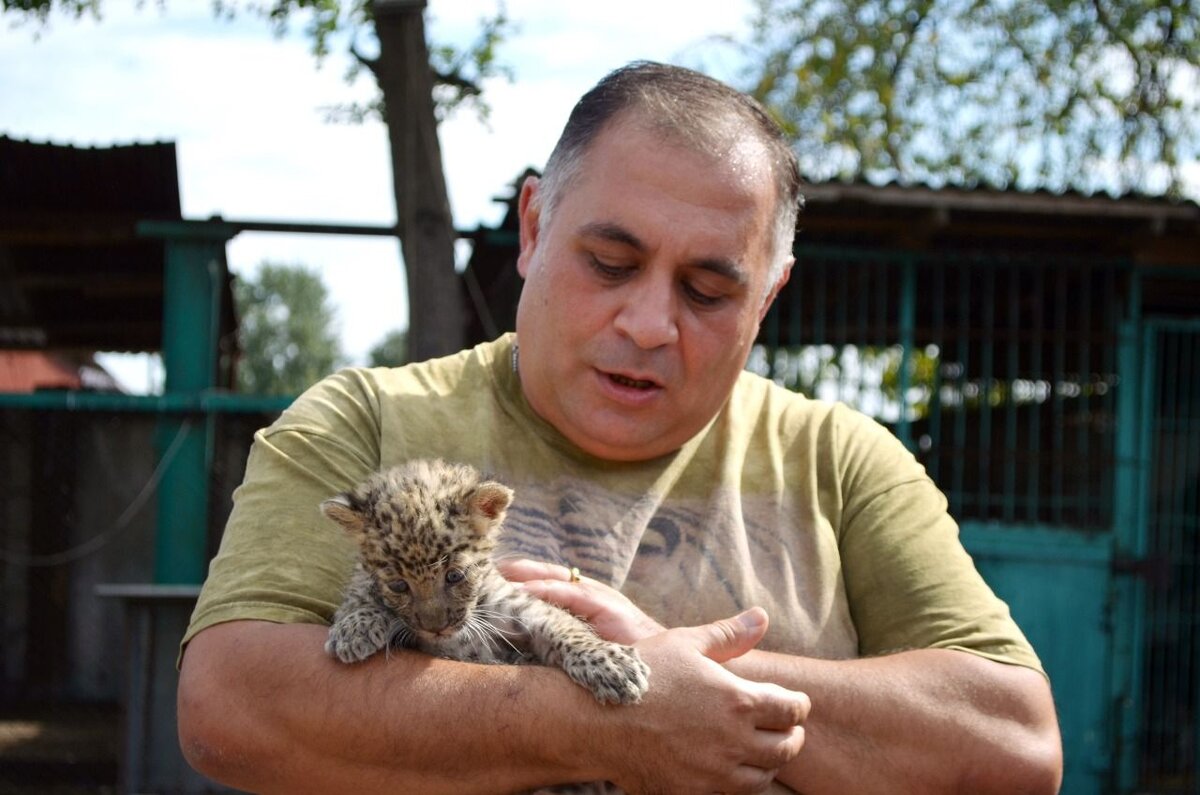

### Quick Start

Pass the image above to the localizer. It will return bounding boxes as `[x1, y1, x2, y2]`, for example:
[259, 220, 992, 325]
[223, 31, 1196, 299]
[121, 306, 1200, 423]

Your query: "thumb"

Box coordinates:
[691, 607, 769, 664]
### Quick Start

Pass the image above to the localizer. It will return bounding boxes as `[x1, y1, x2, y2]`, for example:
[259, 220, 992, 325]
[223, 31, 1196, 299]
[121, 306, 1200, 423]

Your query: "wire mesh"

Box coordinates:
[1139, 325, 1200, 793]
[0, 406, 274, 792]
[755, 246, 1128, 532]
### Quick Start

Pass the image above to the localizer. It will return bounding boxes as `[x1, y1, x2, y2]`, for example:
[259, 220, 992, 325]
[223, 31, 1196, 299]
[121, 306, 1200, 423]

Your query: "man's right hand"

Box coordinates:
[600, 608, 810, 794]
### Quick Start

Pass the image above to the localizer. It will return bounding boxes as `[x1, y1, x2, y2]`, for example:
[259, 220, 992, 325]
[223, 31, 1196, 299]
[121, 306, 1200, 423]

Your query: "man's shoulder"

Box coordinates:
[727, 371, 902, 449]
[310, 335, 513, 408]
[729, 369, 836, 423]
[371, 334, 512, 394]
[263, 336, 512, 437]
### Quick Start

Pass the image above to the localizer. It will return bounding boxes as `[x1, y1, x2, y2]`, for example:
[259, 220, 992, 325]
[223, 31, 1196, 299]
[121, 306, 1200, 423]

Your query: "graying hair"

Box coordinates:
[537, 61, 803, 289]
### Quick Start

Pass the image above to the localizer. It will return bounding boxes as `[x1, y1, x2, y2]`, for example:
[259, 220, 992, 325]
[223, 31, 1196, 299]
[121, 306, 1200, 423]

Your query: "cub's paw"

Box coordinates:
[563, 643, 650, 705]
[325, 615, 389, 664]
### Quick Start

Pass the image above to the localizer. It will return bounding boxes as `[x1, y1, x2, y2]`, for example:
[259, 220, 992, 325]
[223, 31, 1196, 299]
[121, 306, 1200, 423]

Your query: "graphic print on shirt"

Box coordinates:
[495, 474, 859, 660]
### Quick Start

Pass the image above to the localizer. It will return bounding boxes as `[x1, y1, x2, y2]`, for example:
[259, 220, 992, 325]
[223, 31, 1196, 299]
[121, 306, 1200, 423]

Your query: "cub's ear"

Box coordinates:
[321, 494, 366, 538]
[468, 482, 514, 536]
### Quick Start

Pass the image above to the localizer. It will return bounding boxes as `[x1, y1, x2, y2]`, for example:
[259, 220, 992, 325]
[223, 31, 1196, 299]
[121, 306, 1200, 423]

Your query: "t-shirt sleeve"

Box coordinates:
[829, 406, 1044, 673]
[180, 368, 384, 654]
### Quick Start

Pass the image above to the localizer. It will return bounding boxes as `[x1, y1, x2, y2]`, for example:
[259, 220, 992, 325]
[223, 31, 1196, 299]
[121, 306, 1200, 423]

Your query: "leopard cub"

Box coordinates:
[321, 458, 649, 705]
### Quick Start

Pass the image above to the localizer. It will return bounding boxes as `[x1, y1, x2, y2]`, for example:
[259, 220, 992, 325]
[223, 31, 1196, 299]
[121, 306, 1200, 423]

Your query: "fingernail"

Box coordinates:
[737, 608, 765, 631]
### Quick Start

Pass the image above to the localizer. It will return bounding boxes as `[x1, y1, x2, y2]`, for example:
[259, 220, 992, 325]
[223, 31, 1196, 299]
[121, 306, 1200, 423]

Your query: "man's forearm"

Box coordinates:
[726, 647, 1063, 795]
[178, 620, 602, 794]
[178, 614, 810, 794]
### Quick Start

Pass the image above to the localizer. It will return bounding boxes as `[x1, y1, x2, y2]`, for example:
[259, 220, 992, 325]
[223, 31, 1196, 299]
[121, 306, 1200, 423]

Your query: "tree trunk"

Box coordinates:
[371, 0, 464, 361]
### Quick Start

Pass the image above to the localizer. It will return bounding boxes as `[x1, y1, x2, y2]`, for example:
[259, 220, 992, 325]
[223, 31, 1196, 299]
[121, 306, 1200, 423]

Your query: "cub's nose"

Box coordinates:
[414, 604, 452, 634]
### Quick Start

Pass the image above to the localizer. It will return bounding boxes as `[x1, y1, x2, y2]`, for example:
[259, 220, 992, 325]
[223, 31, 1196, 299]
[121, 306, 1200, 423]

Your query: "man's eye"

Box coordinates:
[588, 254, 629, 280]
[445, 569, 465, 585]
[684, 282, 723, 307]
[386, 579, 409, 593]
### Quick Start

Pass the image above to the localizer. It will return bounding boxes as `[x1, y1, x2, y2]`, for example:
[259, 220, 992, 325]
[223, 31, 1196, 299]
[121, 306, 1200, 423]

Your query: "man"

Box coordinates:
[177, 62, 1062, 794]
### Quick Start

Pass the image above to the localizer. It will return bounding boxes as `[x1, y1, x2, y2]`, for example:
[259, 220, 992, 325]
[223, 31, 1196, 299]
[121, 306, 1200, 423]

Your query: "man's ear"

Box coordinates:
[758, 257, 794, 324]
[516, 175, 542, 279]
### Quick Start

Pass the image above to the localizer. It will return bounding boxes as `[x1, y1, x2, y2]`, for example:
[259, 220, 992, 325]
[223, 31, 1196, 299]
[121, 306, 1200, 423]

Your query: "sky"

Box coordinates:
[1, 1, 757, 392]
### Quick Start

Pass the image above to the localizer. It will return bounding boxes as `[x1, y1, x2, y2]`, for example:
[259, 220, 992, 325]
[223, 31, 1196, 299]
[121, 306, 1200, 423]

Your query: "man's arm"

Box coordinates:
[177, 613, 810, 794]
[728, 646, 1061, 795]
[509, 562, 1063, 795]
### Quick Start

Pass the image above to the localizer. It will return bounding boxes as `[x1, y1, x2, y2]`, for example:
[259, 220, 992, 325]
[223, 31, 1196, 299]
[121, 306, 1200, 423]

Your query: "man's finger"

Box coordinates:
[692, 608, 770, 664]
[496, 557, 577, 583]
[746, 682, 812, 731]
[518, 579, 596, 616]
[744, 724, 807, 772]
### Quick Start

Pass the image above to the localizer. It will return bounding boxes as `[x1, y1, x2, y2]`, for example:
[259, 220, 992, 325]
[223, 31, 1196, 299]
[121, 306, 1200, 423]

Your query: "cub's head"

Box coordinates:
[321, 459, 513, 638]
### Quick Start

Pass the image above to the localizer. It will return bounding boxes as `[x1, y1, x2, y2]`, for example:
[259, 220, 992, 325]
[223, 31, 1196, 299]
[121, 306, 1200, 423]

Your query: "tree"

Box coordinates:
[234, 263, 345, 395]
[325, 0, 510, 362]
[735, 0, 1199, 197]
[6, 0, 511, 361]
[368, 328, 408, 367]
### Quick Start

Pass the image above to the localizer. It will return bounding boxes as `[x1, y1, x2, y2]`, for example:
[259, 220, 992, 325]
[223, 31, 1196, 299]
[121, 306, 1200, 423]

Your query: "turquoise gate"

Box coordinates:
[1127, 320, 1200, 793]
[757, 247, 1200, 794]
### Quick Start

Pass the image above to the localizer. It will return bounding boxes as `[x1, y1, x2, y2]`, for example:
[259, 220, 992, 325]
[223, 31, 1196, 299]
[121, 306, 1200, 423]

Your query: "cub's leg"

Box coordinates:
[491, 579, 650, 704]
[326, 567, 394, 664]
[557, 625, 650, 705]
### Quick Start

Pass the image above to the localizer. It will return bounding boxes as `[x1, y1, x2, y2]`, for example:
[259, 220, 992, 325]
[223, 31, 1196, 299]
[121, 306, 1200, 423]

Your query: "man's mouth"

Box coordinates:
[609, 373, 658, 390]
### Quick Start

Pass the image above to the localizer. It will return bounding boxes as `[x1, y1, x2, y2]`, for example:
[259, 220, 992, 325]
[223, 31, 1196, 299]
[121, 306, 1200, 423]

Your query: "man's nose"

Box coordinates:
[613, 276, 679, 349]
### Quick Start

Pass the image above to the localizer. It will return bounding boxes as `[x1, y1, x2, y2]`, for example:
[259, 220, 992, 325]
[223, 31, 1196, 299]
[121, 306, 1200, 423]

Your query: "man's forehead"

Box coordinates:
[572, 123, 767, 204]
[600, 113, 775, 181]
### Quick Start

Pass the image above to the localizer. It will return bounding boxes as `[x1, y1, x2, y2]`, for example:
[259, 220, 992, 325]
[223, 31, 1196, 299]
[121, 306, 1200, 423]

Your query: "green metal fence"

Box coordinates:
[755, 244, 1199, 794]
[0, 402, 282, 792]
[756, 246, 1128, 531]
[1138, 321, 1200, 793]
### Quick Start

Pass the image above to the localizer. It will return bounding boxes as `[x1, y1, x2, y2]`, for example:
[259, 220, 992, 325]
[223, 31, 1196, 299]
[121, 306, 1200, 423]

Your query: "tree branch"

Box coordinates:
[350, 39, 379, 78]
[431, 67, 482, 97]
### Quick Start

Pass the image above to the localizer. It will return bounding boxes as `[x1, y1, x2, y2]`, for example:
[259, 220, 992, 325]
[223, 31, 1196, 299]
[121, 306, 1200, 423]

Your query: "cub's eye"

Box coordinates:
[445, 569, 465, 585]
[386, 579, 409, 593]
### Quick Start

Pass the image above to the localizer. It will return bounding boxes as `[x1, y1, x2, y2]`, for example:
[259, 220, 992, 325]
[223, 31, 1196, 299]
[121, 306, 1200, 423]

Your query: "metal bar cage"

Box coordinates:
[755, 245, 1128, 532]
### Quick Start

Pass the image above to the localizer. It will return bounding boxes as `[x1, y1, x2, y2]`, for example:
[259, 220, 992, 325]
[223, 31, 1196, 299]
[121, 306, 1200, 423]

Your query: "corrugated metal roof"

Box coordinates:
[800, 175, 1200, 219]
[0, 135, 235, 354]
[0, 135, 181, 215]
[788, 174, 1200, 264]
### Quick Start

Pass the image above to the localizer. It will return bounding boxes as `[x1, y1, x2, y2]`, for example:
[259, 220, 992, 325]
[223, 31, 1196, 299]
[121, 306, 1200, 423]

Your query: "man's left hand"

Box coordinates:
[498, 558, 666, 644]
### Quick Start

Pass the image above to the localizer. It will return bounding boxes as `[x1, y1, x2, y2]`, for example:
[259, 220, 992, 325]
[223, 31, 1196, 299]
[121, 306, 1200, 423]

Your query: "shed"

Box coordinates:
[0, 135, 237, 371]
[0, 136, 250, 794]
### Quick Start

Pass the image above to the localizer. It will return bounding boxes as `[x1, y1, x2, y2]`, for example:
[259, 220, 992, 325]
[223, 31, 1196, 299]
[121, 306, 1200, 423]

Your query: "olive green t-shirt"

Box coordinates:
[184, 333, 1040, 673]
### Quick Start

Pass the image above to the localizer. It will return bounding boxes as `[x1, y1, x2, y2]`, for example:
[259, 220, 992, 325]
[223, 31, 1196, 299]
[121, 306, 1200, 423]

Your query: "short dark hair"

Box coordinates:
[539, 61, 802, 278]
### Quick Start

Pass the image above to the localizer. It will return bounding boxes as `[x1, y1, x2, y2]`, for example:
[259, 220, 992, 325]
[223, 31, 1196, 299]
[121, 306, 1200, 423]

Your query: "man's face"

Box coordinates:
[514, 121, 791, 462]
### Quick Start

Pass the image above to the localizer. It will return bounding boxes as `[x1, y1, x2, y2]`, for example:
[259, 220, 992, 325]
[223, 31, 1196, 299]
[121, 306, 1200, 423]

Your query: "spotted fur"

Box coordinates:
[322, 459, 649, 705]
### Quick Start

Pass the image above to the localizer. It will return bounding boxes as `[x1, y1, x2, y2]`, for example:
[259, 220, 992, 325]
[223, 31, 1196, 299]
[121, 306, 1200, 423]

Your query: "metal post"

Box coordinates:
[139, 221, 237, 585]
[1111, 268, 1144, 791]
[896, 256, 916, 450]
